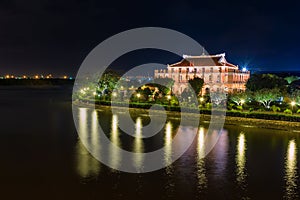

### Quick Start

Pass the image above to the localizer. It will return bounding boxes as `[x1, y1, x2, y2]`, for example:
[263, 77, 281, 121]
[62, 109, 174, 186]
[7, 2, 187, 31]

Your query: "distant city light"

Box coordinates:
[1, 73, 73, 79]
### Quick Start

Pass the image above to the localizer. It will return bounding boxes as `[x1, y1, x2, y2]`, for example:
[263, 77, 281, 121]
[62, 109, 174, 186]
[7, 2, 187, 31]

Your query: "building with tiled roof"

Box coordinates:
[154, 53, 250, 94]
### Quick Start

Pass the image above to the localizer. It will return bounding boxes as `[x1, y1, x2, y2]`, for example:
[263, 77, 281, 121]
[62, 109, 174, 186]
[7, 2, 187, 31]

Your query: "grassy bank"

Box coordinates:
[74, 100, 300, 131]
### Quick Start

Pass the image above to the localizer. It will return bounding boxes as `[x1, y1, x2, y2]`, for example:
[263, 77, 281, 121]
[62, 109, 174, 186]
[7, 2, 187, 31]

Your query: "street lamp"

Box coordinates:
[199, 97, 204, 102]
[137, 93, 141, 103]
[240, 99, 245, 105]
[291, 101, 296, 113]
[167, 95, 171, 106]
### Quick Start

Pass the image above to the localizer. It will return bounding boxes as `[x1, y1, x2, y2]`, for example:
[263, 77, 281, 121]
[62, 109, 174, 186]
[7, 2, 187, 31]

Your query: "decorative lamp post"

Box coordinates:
[137, 93, 141, 103]
[291, 101, 296, 114]
[167, 95, 171, 106]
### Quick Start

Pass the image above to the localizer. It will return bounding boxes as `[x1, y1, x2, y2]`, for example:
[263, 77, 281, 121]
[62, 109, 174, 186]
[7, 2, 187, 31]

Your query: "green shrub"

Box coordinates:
[271, 105, 281, 112]
[206, 103, 212, 109]
[236, 105, 243, 111]
[297, 109, 300, 114]
[227, 103, 235, 110]
[284, 109, 293, 115]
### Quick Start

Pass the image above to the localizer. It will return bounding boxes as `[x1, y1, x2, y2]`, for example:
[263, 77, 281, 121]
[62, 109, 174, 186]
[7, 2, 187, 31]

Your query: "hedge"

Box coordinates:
[78, 100, 300, 122]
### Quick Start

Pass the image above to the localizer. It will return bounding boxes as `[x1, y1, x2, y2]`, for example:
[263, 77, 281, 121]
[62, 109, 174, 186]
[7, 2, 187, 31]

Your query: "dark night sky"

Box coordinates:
[0, 0, 300, 76]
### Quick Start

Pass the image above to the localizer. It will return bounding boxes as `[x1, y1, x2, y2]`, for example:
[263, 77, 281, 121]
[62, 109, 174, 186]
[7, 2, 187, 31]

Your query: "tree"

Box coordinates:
[246, 74, 287, 92]
[97, 70, 121, 97]
[291, 89, 300, 106]
[153, 78, 175, 95]
[188, 77, 204, 96]
[229, 92, 250, 106]
[253, 88, 281, 109]
[284, 76, 299, 84]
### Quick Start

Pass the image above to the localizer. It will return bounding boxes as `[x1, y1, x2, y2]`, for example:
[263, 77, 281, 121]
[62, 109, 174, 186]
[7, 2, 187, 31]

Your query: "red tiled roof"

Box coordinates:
[168, 54, 237, 68]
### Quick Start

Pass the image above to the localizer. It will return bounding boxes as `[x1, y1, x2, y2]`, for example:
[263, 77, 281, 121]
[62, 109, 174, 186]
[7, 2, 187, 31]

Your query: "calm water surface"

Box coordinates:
[0, 87, 299, 200]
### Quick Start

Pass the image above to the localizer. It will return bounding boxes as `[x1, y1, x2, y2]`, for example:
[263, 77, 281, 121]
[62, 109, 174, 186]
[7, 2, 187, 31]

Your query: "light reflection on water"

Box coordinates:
[284, 139, 298, 200]
[74, 107, 299, 199]
[76, 141, 100, 178]
[110, 114, 121, 170]
[236, 132, 247, 187]
[76, 108, 100, 178]
[164, 121, 175, 198]
[197, 127, 207, 190]
[133, 117, 144, 171]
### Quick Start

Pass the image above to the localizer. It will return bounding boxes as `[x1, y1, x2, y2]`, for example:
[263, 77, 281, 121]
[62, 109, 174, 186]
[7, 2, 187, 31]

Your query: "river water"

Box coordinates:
[0, 87, 299, 200]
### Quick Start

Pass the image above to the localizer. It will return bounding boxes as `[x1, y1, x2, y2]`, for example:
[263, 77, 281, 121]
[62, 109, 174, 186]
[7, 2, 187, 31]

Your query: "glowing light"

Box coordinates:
[35, 75, 39, 79]
[242, 67, 247, 72]
[240, 99, 245, 105]
[112, 92, 117, 97]
[93, 92, 97, 96]
[137, 93, 141, 98]
[199, 97, 204, 102]
[167, 95, 171, 100]
[63, 76, 68, 79]
[291, 101, 296, 107]
[5, 75, 10, 79]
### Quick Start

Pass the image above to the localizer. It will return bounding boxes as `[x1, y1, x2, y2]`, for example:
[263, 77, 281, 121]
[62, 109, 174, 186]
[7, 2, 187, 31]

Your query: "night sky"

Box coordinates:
[1, 0, 300, 76]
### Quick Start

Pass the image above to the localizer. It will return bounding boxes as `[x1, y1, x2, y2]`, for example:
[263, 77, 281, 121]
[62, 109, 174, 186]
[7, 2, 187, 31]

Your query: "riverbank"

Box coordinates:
[73, 101, 300, 132]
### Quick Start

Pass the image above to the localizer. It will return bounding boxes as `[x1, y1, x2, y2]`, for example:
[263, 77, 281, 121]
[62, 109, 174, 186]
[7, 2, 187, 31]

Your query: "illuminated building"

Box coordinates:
[154, 53, 250, 94]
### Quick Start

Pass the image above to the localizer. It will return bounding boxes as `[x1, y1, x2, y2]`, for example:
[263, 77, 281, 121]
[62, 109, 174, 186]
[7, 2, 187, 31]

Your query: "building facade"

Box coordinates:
[154, 53, 250, 94]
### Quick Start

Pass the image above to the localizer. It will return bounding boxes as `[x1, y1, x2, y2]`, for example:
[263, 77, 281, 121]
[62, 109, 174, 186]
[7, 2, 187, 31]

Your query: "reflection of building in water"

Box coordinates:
[213, 130, 228, 175]
[154, 53, 250, 94]
[133, 117, 144, 171]
[197, 127, 207, 190]
[284, 140, 298, 199]
[236, 132, 247, 188]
